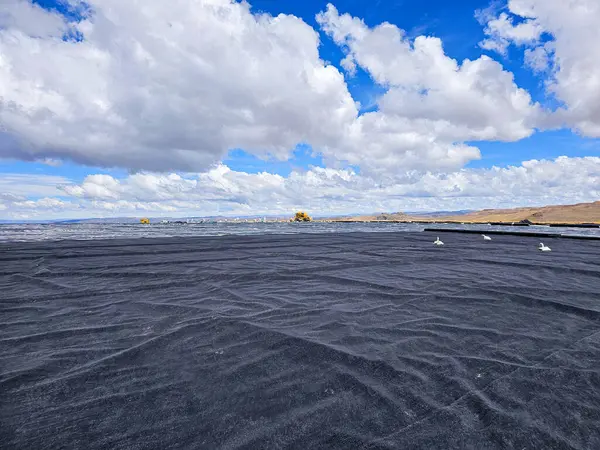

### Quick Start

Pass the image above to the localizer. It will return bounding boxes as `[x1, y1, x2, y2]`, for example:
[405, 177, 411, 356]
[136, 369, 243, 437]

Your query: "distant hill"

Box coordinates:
[405, 210, 474, 218]
[0, 215, 291, 225]
[435, 201, 600, 224]
[325, 210, 473, 222]
[0, 217, 141, 224]
[328, 212, 413, 222]
[325, 201, 600, 224]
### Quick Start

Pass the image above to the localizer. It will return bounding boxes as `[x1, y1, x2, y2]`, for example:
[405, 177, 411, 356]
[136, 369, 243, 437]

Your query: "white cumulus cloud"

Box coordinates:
[0, 0, 357, 171]
[479, 0, 600, 137]
[316, 4, 541, 175]
[479, 12, 543, 54]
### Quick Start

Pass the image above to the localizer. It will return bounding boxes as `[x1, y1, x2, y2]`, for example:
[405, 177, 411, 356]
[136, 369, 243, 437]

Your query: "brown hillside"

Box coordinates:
[325, 201, 600, 224]
[435, 201, 600, 224]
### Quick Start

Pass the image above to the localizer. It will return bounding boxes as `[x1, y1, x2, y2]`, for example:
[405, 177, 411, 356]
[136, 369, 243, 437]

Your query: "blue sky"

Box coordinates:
[0, 0, 599, 218]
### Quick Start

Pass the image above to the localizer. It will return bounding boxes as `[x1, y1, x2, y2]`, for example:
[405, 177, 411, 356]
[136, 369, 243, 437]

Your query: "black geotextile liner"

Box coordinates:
[1, 232, 600, 449]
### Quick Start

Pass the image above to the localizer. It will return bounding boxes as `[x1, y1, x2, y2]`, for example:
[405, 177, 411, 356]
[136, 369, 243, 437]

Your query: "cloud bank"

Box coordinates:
[1, 156, 598, 219]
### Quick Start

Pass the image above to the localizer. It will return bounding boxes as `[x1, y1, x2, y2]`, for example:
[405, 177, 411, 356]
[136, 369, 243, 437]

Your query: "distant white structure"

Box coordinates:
[538, 243, 551, 252]
[434, 237, 444, 246]
[482, 234, 492, 240]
